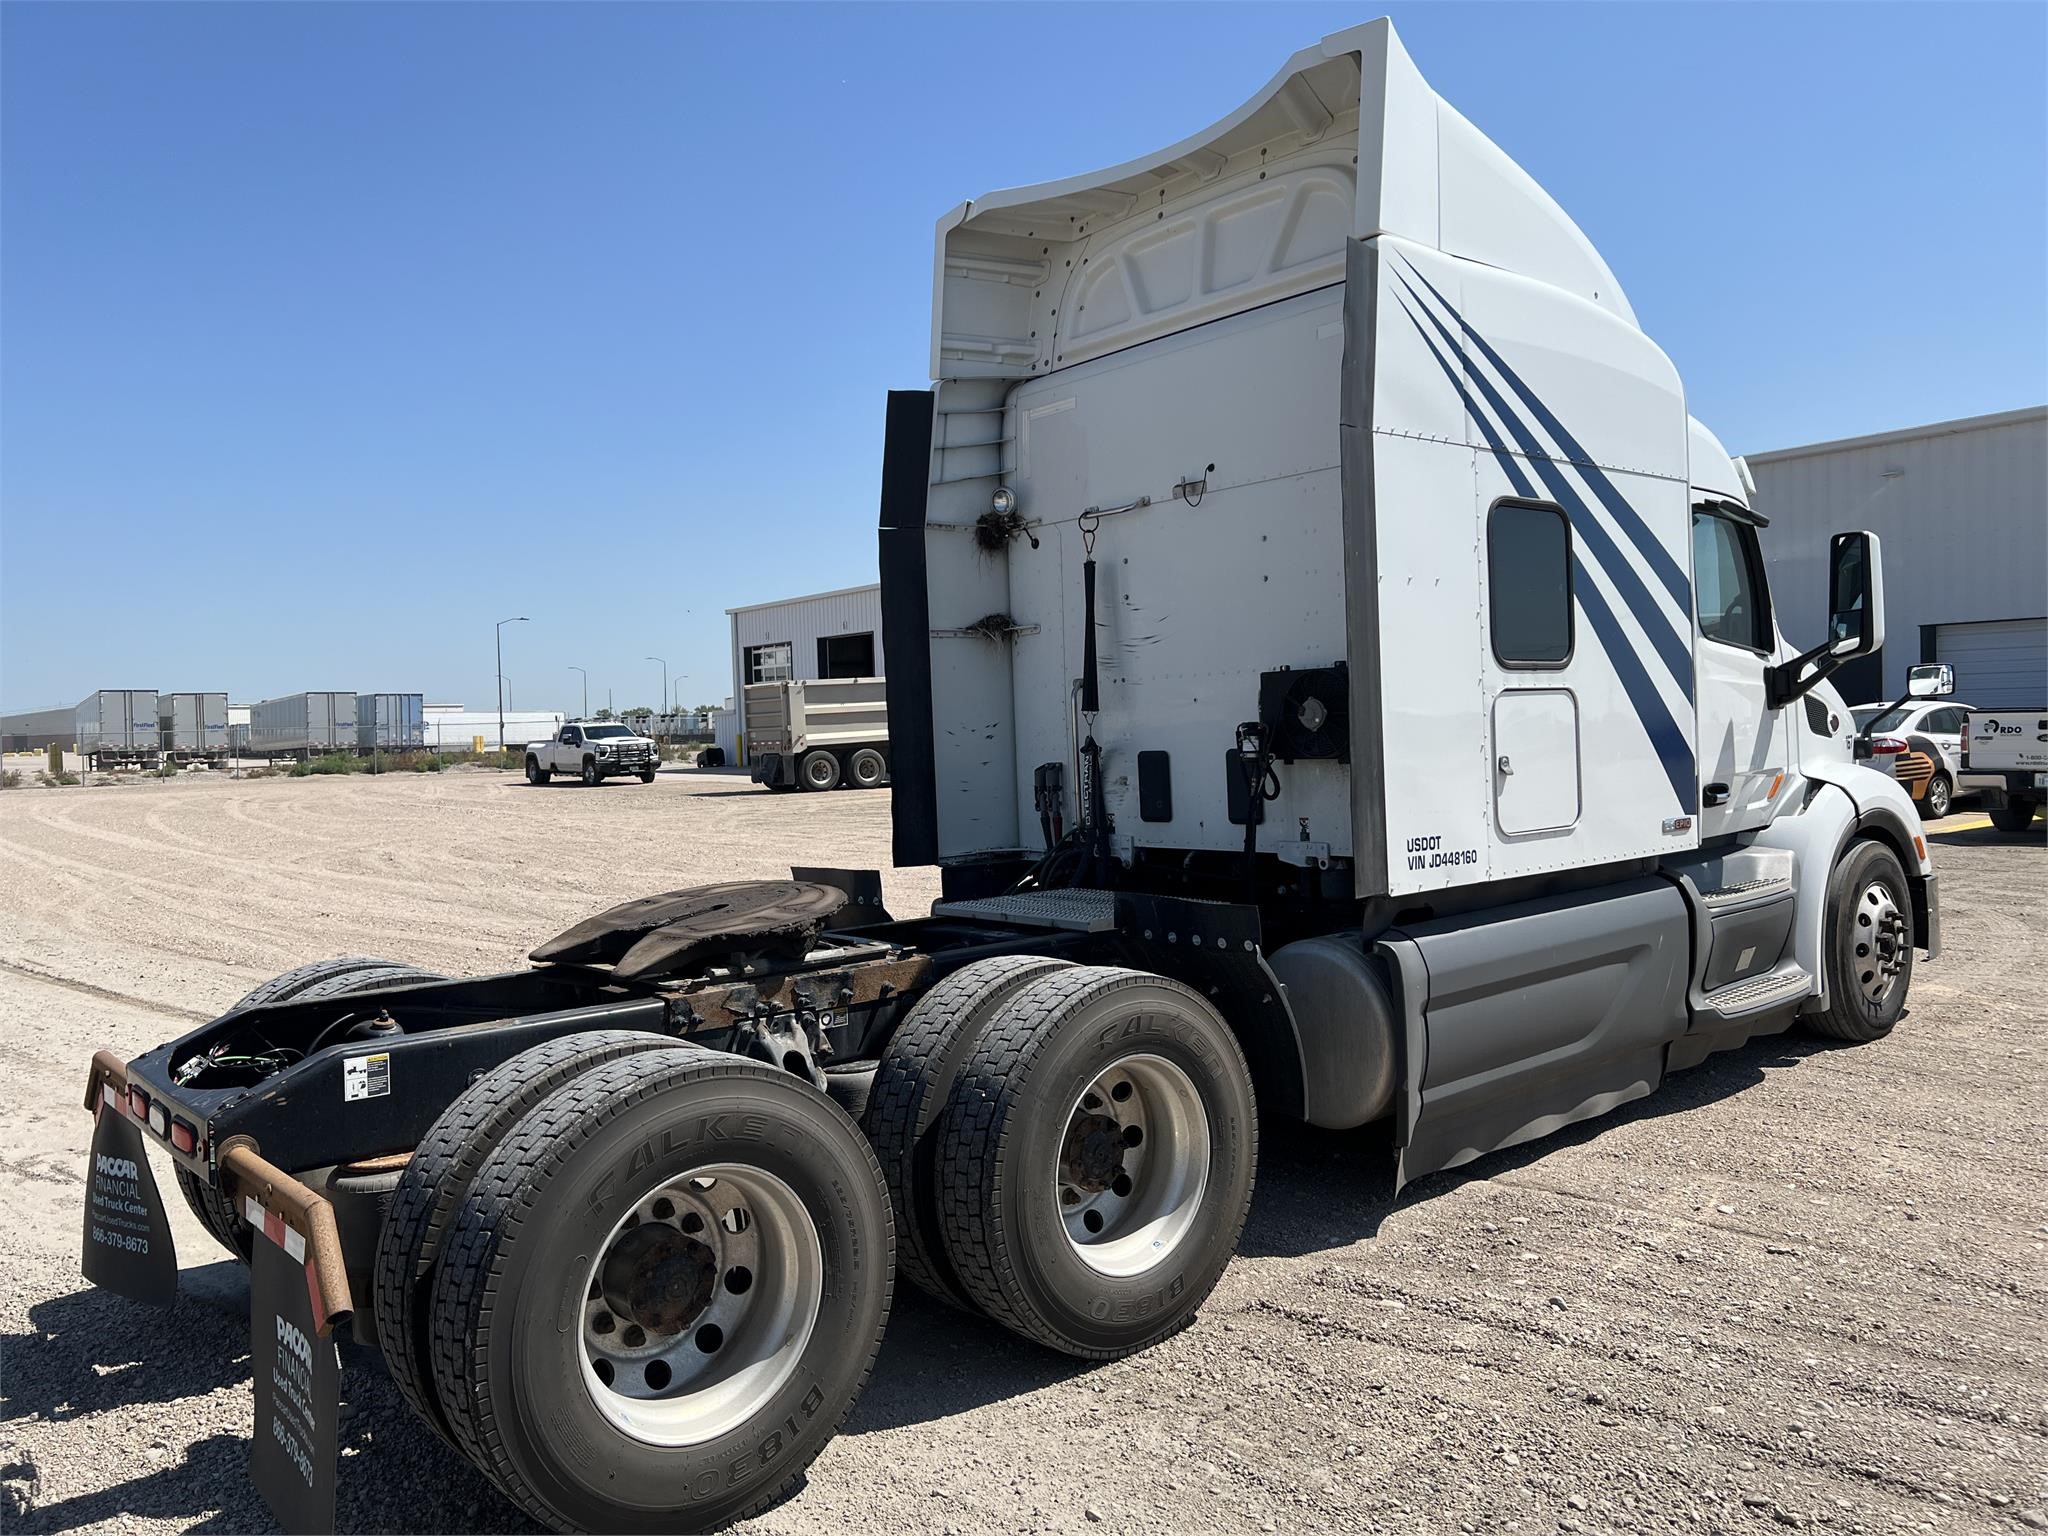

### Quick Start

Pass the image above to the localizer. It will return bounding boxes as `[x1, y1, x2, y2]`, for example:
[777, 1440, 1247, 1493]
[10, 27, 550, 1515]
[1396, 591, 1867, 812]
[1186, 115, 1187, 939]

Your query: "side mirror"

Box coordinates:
[1907, 663, 1954, 699]
[1826, 530, 1886, 658]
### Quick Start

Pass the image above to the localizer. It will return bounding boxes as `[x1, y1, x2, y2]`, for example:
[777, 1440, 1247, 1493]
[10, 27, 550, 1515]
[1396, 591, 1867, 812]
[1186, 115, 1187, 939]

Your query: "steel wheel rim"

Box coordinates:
[1056, 1052, 1210, 1278]
[579, 1163, 823, 1447]
[804, 756, 834, 788]
[1851, 878, 1908, 1004]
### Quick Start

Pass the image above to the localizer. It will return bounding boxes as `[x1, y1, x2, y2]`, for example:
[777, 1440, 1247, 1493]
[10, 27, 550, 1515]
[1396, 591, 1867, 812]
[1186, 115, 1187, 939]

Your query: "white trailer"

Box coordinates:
[77, 25, 1946, 1535]
[248, 692, 358, 758]
[745, 675, 890, 790]
[356, 692, 425, 752]
[75, 689, 160, 768]
[158, 692, 230, 760]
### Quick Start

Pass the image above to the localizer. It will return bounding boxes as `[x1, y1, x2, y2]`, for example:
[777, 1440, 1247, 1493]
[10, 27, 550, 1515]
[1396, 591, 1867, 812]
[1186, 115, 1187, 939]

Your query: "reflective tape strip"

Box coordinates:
[243, 1196, 308, 1261]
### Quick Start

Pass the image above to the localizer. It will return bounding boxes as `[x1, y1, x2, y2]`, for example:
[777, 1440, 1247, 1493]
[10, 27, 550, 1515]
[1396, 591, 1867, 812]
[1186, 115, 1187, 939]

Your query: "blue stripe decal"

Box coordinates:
[1392, 294, 1696, 814]
[1393, 295, 1539, 498]
[1394, 275, 1694, 703]
[1571, 555, 1699, 812]
[1396, 257, 1693, 612]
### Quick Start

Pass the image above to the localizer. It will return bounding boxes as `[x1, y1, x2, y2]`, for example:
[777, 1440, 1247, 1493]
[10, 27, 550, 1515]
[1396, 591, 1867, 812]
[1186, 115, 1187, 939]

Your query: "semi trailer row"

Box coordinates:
[80, 21, 1940, 1533]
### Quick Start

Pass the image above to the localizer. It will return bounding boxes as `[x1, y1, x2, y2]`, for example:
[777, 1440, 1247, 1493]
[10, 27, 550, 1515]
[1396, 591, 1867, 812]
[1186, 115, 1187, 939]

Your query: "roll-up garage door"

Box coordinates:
[1936, 618, 2048, 708]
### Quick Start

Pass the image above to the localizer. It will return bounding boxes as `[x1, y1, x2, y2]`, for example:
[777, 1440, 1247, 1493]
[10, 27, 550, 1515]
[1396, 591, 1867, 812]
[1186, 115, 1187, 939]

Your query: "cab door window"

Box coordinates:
[1692, 511, 1772, 653]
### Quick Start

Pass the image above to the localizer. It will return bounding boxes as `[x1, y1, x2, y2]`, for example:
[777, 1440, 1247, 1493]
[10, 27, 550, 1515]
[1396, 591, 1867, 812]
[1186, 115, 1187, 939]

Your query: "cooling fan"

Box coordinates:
[1258, 664, 1351, 763]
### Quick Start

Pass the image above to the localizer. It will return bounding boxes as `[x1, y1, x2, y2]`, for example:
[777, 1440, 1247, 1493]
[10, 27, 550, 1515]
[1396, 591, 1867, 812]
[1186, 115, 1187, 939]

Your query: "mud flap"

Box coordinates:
[247, 1199, 340, 1534]
[81, 1084, 177, 1306]
[1386, 877, 1691, 1189]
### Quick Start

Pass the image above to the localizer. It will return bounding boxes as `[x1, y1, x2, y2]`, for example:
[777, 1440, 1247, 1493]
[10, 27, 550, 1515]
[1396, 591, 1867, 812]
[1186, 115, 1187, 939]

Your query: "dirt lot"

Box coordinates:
[2, 767, 2042, 1535]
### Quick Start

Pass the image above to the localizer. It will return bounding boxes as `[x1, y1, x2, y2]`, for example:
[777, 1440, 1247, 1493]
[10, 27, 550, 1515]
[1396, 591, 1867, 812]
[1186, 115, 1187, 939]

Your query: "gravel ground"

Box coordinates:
[1, 766, 2042, 1535]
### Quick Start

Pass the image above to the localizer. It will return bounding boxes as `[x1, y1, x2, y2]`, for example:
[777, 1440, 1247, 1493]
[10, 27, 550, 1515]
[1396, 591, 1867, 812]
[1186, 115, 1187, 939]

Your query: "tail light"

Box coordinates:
[1871, 735, 1908, 756]
[169, 1118, 198, 1154]
[127, 1085, 150, 1121]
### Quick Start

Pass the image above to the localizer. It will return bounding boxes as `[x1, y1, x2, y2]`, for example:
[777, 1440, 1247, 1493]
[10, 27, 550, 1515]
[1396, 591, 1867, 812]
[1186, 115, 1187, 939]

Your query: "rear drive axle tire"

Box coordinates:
[1806, 839, 1914, 1043]
[798, 750, 841, 792]
[526, 755, 551, 786]
[179, 957, 445, 1261]
[865, 955, 1073, 1308]
[373, 1029, 678, 1448]
[1988, 797, 2040, 834]
[848, 748, 888, 790]
[936, 966, 1256, 1358]
[428, 1047, 893, 1533]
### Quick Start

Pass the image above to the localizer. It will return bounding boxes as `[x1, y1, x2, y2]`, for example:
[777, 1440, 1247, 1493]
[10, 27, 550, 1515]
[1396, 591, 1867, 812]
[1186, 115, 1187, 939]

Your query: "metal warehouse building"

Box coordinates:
[1746, 406, 2047, 708]
[0, 705, 75, 752]
[727, 583, 885, 758]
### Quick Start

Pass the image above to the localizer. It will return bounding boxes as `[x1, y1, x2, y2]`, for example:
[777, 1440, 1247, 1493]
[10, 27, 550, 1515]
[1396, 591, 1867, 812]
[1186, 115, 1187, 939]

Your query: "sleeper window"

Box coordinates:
[1693, 512, 1771, 652]
[1488, 501, 1573, 667]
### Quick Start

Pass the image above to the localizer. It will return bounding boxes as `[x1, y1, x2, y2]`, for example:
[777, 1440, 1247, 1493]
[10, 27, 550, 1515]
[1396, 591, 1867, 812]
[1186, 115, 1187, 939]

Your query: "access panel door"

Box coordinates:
[1492, 689, 1580, 834]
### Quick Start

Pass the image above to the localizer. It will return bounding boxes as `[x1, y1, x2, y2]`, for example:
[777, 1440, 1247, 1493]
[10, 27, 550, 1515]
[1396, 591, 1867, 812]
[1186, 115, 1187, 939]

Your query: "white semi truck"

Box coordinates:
[78, 23, 1938, 1533]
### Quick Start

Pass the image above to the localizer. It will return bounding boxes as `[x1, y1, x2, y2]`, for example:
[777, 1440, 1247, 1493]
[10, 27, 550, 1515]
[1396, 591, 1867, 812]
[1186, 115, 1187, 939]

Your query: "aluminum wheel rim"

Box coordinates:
[1852, 878, 1909, 1004]
[579, 1163, 822, 1447]
[1056, 1053, 1210, 1278]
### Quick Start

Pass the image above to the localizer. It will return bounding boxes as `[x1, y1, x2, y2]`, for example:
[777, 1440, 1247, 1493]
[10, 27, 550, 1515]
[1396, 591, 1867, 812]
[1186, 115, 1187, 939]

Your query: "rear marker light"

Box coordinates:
[170, 1119, 197, 1154]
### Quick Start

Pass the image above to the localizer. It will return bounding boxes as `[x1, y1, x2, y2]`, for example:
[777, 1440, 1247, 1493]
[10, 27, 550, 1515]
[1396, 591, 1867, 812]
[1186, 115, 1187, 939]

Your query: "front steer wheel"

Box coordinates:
[1806, 839, 1913, 1044]
[427, 1045, 893, 1533]
[935, 965, 1256, 1359]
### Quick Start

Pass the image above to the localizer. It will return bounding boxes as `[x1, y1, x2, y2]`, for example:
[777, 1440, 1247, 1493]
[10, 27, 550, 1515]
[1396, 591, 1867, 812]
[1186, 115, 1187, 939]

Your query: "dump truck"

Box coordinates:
[745, 675, 890, 790]
[79, 22, 1938, 1532]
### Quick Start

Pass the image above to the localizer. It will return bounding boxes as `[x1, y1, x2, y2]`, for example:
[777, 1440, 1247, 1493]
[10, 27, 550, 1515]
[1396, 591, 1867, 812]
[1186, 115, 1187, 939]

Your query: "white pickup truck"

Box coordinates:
[524, 720, 658, 786]
[1962, 708, 2047, 832]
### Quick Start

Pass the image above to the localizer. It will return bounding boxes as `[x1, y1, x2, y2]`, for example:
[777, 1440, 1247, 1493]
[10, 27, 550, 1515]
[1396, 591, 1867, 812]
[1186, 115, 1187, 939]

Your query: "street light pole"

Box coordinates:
[568, 666, 587, 719]
[497, 616, 527, 758]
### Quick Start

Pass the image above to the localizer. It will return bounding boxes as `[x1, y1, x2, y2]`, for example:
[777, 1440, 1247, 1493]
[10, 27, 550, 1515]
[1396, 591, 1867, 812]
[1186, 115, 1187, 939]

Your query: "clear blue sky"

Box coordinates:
[4, 3, 2043, 713]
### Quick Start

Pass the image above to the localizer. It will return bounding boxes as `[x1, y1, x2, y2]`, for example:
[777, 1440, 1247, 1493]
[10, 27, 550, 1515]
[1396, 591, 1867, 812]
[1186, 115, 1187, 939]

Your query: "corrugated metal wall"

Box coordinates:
[1746, 407, 2047, 701]
[727, 585, 886, 750]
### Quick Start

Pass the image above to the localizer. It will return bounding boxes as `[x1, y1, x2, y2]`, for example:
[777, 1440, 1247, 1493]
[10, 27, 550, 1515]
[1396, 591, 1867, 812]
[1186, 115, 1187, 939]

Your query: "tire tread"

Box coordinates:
[864, 955, 1071, 1306]
[428, 1047, 893, 1532]
[935, 966, 1256, 1359]
[372, 1028, 674, 1446]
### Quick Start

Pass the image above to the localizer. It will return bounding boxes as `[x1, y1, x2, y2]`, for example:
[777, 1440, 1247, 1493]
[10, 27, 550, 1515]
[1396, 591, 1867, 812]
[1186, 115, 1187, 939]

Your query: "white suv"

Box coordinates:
[526, 722, 659, 786]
